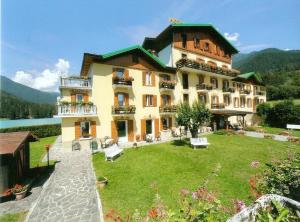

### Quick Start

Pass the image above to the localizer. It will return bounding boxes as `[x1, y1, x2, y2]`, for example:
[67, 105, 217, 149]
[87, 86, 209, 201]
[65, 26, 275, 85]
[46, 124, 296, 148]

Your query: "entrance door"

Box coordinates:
[117, 120, 128, 143]
[146, 120, 153, 135]
[81, 121, 90, 138]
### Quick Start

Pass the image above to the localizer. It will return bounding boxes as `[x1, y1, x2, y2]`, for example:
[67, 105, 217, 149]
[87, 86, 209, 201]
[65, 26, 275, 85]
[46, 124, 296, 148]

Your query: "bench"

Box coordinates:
[103, 144, 123, 161]
[287, 124, 300, 130]
[190, 137, 210, 149]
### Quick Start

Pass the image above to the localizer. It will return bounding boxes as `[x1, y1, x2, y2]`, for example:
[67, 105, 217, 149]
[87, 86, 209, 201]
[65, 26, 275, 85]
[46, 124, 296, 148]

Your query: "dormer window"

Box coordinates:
[181, 33, 187, 48]
[204, 42, 210, 51]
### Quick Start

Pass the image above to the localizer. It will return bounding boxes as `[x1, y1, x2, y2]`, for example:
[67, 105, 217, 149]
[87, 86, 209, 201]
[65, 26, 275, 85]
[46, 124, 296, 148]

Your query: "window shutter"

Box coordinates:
[112, 68, 117, 77]
[141, 119, 146, 140]
[151, 72, 156, 87]
[216, 79, 218, 88]
[142, 95, 146, 107]
[154, 118, 159, 138]
[114, 93, 119, 106]
[124, 69, 129, 78]
[160, 118, 163, 131]
[125, 94, 129, 106]
[153, 95, 157, 107]
[111, 121, 118, 141]
[169, 117, 172, 129]
[71, 94, 76, 103]
[84, 94, 89, 103]
[142, 71, 146, 86]
[75, 122, 80, 139]
[91, 121, 96, 137]
[128, 120, 134, 142]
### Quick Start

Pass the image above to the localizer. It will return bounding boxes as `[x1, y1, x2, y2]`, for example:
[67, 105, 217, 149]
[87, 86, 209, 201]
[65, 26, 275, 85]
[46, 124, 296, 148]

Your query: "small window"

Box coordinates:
[76, 94, 83, 102]
[240, 97, 246, 108]
[146, 95, 153, 106]
[183, 94, 189, 103]
[182, 73, 189, 89]
[198, 75, 204, 84]
[162, 117, 169, 130]
[211, 78, 218, 89]
[234, 98, 239, 108]
[204, 42, 210, 51]
[116, 69, 124, 78]
[181, 53, 187, 59]
[223, 80, 229, 89]
[145, 72, 152, 86]
[161, 74, 170, 81]
[247, 98, 252, 108]
[118, 93, 125, 106]
[132, 54, 139, 63]
[181, 33, 187, 48]
[198, 94, 206, 104]
[224, 95, 230, 106]
[194, 36, 200, 48]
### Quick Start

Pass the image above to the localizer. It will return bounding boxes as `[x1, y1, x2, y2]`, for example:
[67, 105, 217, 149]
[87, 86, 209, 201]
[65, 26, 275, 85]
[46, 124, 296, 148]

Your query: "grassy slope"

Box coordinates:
[93, 134, 297, 215]
[267, 99, 300, 106]
[30, 136, 57, 168]
[0, 212, 27, 222]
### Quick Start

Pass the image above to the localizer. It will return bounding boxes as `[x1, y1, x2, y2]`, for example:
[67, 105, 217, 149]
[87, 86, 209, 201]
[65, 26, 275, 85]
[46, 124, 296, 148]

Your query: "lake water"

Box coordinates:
[0, 117, 61, 129]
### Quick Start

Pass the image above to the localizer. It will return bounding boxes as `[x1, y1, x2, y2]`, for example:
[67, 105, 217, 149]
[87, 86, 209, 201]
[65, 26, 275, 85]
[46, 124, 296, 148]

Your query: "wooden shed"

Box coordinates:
[0, 131, 37, 194]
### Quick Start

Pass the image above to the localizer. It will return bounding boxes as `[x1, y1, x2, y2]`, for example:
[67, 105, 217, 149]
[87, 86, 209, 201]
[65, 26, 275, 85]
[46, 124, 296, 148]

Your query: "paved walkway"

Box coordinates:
[26, 136, 102, 222]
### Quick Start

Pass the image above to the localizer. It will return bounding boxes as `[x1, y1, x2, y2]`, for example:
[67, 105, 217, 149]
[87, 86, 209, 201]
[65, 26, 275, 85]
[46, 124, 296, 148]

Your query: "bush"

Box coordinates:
[258, 152, 300, 201]
[0, 124, 61, 138]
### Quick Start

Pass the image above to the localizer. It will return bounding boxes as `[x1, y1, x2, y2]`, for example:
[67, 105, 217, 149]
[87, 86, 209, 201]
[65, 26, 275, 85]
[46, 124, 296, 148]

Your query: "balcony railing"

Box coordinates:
[112, 105, 136, 115]
[254, 91, 265, 96]
[176, 58, 240, 77]
[223, 87, 235, 93]
[57, 105, 97, 116]
[60, 77, 92, 89]
[239, 89, 251, 95]
[196, 83, 213, 91]
[112, 76, 134, 88]
[159, 80, 176, 90]
[159, 105, 177, 113]
[211, 103, 225, 109]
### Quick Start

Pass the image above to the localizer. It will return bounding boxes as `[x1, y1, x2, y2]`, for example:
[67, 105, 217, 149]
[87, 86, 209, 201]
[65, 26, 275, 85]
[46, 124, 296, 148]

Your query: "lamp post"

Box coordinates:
[45, 144, 51, 167]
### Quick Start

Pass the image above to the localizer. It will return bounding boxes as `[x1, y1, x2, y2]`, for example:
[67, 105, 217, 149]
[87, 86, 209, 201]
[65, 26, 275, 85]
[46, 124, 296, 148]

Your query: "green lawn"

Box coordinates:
[93, 134, 298, 216]
[0, 212, 27, 222]
[248, 126, 300, 137]
[30, 136, 57, 168]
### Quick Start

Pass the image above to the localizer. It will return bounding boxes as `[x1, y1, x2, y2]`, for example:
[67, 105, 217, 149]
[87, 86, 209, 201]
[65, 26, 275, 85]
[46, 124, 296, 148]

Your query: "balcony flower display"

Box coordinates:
[159, 105, 177, 113]
[159, 80, 176, 89]
[112, 105, 136, 114]
[112, 76, 134, 85]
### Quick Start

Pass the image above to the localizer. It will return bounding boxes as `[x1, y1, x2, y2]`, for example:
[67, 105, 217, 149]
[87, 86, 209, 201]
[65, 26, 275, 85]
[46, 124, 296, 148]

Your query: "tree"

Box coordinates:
[176, 101, 211, 138]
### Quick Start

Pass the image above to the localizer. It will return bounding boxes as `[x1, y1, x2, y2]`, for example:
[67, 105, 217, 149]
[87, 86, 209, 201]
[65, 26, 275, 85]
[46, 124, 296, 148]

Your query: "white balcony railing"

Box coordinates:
[60, 77, 92, 89]
[57, 105, 97, 116]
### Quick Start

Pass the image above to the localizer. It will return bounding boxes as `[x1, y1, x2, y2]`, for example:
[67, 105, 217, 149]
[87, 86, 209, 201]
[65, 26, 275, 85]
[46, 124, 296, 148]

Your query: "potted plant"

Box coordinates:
[97, 176, 108, 189]
[136, 134, 141, 142]
[12, 184, 28, 200]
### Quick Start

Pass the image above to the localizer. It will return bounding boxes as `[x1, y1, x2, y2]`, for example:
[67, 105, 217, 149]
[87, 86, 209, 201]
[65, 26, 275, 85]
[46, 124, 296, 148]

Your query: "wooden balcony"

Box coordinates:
[176, 58, 240, 77]
[211, 103, 225, 109]
[60, 77, 92, 90]
[56, 104, 97, 117]
[111, 105, 136, 115]
[223, 87, 235, 93]
[239, 89, 251, 95]
[159, 80, 176, 92]
[254, 91, 265, 96]
[159, 105, 177, 114]
[196, 83, 213, 91]
[112, 76, 134, 89]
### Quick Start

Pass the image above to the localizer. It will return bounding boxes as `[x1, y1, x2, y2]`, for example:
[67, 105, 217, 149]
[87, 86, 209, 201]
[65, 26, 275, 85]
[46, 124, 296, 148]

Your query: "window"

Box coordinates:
[212, 96, 218, 105]
[194, 36, 200, 48]
[145, 72, 152, 86]
[181, 53, 187, 59]
[161, 95, 170, 106]
[224, 95, 230, 106]
[240, 97, 246, 108]
[181, 33, 187, 48]
[183, 94, 189, 103]
[162, 118, 170, 130]
[146, 95, 153, 106]
[132, 54, 139, 63]
[198, 94, 206, 104]
[116, 69, 124, 78]
[223, 80, 229, 89]
[204, 42, 210, 51]
[234, 98, 239, 108]
[247, 98, 252, 108]
[182, 73, 189, 89]
[146, 120, 152, 134]
[76, 94, 83, 102]
[210, 77, 218, 89]
[161, 74, 170, 81]
[80, 121, 90, 138]
[118, 93, 125, 106]
[198, 75, 204, 84]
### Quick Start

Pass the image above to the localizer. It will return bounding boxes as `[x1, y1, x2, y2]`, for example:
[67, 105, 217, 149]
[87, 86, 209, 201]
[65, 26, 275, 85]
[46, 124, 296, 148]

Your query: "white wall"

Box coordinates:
[158, 44, 173, 67]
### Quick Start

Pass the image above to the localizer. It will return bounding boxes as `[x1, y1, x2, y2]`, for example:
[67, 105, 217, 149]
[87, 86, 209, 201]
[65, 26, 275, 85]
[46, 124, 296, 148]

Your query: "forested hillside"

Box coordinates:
[233, 48, 300, 100]
[0, 90, 56, 119]
[0, 75, 59, 104]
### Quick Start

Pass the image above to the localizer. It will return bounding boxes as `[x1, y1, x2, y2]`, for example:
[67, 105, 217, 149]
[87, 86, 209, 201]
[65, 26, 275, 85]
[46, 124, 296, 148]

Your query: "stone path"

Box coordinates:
[26, 136, 102, 222]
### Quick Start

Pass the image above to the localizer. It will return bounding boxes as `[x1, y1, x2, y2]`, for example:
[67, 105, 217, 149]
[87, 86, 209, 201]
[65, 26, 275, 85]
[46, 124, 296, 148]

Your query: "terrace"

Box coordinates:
[111, 105, 136, 115]
[60, 77, 92, 90]
[56, 103, 97, 117]
[112, 76, 134, 89]
[159, 105, 177, 114]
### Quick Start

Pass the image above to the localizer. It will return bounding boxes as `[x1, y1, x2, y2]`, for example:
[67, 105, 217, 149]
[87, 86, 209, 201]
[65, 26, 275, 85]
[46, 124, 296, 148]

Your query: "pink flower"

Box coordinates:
[250, 161, 260, 168]
[180, 188, 190, 196]
[233, 199, 246, 212]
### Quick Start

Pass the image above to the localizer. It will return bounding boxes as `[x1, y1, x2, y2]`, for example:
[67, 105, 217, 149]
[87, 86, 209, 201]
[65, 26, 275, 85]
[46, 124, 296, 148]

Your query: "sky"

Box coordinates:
[1, 0, 300, 92]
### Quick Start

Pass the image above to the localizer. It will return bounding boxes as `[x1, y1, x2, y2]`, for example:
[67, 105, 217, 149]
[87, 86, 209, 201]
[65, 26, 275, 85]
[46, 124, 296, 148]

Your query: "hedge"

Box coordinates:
[0, 124, 61, 138]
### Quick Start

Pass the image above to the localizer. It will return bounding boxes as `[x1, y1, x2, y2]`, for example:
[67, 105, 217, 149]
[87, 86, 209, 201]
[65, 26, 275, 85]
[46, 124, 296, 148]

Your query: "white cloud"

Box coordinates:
[238, 44, 271, 53]
[224, 32, 240, 42]
[12, 58, 70, 92]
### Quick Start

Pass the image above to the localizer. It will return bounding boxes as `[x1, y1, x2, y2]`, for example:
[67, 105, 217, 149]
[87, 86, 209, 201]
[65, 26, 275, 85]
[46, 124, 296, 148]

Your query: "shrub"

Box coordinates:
[258, 152, 300, 201]
[214, 129, 234, 135]
[0, 124, 61, 138]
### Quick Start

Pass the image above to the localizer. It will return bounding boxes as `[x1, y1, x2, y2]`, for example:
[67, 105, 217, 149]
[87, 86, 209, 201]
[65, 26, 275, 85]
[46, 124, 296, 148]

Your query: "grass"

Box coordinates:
[267, 99, 300, 106]
[247, 126, 300, 137]
[0, 212, 27, 222]
[30, 136, 57, 168]
[93, 134, 298, 216]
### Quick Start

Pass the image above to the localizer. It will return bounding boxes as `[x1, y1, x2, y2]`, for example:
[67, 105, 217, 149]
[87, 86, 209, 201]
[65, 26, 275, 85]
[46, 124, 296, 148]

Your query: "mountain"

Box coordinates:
[0, 90, 56, 119]
[233, 48, 300, 73]
[0, 75, 59, 104]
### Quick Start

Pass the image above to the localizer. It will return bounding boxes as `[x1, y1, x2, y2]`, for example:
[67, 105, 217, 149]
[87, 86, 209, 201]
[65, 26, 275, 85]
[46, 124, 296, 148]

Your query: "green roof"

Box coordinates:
[101, 45, 167, 68]
[237, 72, 263, 83]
